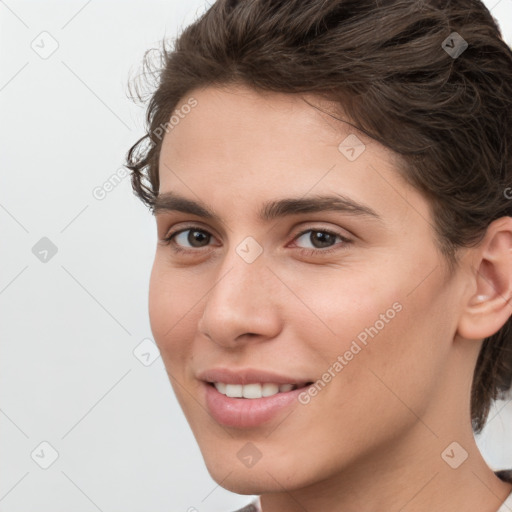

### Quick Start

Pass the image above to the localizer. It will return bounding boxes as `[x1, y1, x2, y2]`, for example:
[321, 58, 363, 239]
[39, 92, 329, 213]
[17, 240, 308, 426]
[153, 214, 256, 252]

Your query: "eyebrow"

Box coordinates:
[153, 191, 383, 224]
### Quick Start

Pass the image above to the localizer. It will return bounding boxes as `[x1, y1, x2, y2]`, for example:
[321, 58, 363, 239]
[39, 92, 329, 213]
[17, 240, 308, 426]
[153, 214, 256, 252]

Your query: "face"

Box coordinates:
[149, 84, 466, 494]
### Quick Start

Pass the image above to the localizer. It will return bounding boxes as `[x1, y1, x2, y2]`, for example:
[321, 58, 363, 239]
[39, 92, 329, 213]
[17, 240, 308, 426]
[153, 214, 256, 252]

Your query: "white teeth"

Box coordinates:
[262, 383, 280, 397]
[213, 382, 298, 399]
[225, 384, 242, 397]
[215, 382, 227, 394]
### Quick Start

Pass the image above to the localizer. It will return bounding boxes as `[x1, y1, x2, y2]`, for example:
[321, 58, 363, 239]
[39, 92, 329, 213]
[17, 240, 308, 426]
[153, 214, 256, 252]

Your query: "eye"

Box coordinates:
[291, 228, 352, 255]
[174, 228, 211, 248]
[160, 225, 352, 256]
[161, 226, 216, 253]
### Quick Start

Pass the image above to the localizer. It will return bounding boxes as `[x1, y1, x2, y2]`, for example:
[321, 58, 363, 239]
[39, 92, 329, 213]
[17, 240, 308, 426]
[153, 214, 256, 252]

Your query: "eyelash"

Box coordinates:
[160, 225, 352, 256]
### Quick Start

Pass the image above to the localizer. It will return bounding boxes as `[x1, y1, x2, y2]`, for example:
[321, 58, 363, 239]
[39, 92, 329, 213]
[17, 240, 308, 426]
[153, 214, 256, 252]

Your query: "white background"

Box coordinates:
[1, 1, 512, 511]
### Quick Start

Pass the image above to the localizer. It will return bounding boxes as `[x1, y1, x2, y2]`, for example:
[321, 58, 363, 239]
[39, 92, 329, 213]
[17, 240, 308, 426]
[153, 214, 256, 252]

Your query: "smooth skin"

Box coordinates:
[149, 83, 512, 512]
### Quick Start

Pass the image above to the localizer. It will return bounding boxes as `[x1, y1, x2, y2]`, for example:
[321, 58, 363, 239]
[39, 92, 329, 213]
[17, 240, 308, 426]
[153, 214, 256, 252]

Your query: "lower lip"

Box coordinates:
[203, 382, 310, 428]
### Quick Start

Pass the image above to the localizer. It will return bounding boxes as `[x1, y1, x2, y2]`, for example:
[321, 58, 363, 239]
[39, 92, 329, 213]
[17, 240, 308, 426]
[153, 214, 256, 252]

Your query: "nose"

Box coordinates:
[197, 243, 282, 348]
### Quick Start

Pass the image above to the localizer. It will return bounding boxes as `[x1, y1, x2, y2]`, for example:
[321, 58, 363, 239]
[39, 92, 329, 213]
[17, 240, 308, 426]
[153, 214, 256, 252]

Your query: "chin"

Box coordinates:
[207, 467, 285, 495]
[202, 451, 313, 495]
[216, 478, 268, 495]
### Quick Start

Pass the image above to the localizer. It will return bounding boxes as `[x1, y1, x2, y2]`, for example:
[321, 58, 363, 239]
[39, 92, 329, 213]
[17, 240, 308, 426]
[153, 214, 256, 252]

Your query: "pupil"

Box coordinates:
[189, 230, 209, 247]
[312, 231, 333, 248]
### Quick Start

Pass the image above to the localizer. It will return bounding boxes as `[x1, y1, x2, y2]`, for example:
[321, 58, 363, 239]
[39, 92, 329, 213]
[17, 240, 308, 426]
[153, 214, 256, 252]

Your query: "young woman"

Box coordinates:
[126, 1, 512, 510]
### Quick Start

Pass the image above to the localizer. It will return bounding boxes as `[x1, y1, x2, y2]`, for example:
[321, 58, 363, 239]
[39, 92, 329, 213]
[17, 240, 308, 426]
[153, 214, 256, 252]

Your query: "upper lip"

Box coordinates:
[197, 367, 312, 386]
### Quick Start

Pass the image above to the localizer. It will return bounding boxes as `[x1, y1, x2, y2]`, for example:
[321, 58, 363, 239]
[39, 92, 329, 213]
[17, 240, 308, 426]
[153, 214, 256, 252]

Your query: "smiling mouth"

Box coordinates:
[203, 379, 316, 427]
[207, 381, 314, 399]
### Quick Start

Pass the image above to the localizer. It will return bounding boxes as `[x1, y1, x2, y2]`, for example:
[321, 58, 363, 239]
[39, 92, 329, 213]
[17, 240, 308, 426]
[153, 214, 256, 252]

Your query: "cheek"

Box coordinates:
[148, 261, 198, 365]
[289, 264, 444, 402]
[283, 265, 405, 351]
[324, 281, 450, 422]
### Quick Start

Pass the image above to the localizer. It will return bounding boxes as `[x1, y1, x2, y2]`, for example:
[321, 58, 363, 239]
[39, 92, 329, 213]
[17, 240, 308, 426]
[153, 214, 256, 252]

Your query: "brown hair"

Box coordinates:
[125, 0, 512, 432]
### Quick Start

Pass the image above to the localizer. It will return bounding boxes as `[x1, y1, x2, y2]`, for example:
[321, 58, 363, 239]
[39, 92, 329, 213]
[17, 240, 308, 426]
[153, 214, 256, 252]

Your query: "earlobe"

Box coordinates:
[456, 217, 512, 341]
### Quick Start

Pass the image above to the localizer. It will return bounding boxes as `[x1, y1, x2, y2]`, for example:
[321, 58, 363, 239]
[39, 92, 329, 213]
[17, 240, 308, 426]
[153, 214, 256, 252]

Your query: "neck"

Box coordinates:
[260, 421, 511, 512]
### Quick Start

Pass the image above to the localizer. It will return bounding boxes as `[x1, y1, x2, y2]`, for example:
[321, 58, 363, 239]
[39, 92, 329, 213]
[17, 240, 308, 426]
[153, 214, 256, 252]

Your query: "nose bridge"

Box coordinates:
[198, 237, 280, 345]
[214, 235, 269, 302]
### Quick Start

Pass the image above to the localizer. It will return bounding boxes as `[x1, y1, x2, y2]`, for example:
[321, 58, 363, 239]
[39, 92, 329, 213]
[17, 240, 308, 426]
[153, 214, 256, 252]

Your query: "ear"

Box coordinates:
[457, 216, 512, 341]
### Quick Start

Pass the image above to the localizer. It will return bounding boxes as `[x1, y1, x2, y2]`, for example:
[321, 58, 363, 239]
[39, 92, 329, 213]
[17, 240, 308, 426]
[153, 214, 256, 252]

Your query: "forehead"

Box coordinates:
[157, 84, 430, 230]
[160, 85, 391, 177]
[160, 84, 367, 159]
